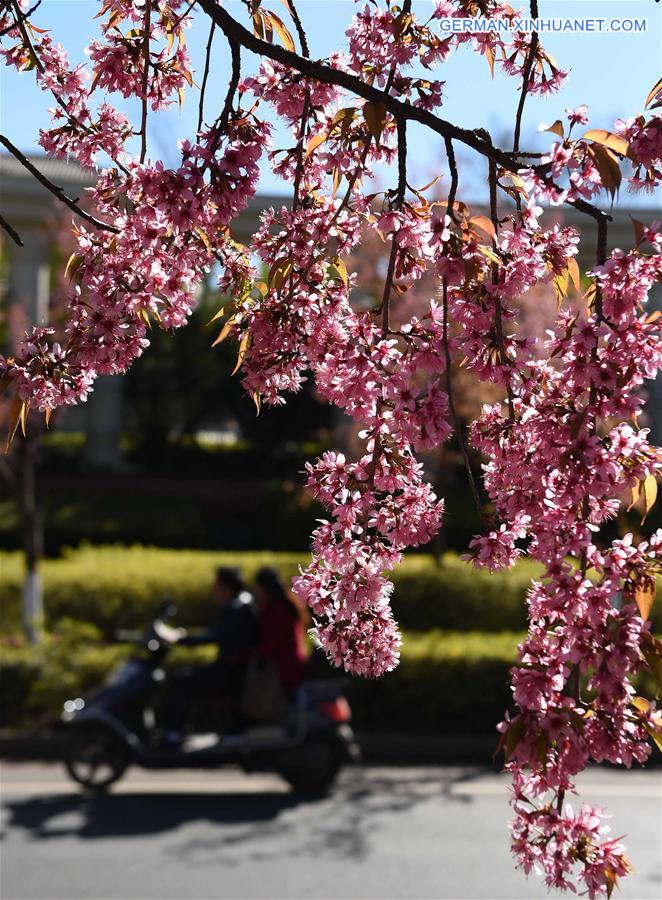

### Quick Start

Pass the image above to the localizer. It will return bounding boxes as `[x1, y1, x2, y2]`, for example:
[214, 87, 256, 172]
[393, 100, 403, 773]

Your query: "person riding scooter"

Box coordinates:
[61, 599, 359, 793]
[253, 567, 310, 693]
[162, 566, 258, 742]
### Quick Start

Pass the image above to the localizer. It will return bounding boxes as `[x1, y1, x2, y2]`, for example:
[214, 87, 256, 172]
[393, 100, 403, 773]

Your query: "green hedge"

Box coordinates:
[3, 546, 660, 635]
[0, 620, 522, 733]
[349, 630, 519, 733]
[2, 619, 657, 734]
[0, 545, 549, 636]
[0, 619, 216, 728]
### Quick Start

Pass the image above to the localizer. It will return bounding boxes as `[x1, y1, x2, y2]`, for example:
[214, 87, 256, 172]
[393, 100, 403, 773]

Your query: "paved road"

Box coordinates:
[1, 762, 660, 900]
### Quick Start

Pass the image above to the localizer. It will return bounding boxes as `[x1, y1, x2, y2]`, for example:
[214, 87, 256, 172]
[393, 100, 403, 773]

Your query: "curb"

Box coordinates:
[0, 728, 498, 766]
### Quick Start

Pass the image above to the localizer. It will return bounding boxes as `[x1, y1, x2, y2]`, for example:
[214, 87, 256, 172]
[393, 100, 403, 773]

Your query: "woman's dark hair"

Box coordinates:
[255, 567, 309, 624]
[215, 566, 244, 595]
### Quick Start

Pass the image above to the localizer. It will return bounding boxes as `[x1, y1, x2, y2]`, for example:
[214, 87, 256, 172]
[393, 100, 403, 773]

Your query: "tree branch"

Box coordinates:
[208, 37, 240, 158]
[0, 135, 119, 234]
[0, 212, 24, 246]
[444, 136, 458, 222]
[285, 0, 309, 57]
[380, 118, 407, 335]
[512, 0, 539, 155]
[195, 0, 610, 228]
[287, 0, 311, 213]
[139, 0, 152, 164]
[489, 157, 515, 421]
[198, 19, 215, 133]
[0, 0, 41, 37]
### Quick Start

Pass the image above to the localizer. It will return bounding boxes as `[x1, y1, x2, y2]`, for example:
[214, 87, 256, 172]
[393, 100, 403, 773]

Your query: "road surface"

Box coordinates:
[1, 762, 660, 900]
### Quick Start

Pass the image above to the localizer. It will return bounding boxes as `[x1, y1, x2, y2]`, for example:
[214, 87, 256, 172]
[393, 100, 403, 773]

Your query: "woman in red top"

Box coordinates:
[253, 567, 309, 691]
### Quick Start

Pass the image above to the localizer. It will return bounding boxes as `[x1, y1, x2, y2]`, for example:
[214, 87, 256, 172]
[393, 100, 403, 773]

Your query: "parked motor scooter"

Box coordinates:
[60, 603, 359, 794]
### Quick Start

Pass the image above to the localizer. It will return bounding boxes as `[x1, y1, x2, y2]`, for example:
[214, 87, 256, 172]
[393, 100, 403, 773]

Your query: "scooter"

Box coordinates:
[60, 603, 359, 794]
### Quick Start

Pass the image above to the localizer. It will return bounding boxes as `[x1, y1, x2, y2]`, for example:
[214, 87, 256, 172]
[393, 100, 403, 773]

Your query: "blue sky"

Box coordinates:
[1, 0, 660, 204]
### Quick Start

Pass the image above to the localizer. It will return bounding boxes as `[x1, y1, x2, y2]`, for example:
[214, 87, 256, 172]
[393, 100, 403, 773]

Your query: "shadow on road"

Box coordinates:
[2, 767, 492, 864]
[4, 790, 300, 838]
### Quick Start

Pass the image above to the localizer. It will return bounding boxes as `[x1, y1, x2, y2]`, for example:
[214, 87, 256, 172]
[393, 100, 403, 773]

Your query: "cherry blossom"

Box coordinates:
[1, 2, 660, 895]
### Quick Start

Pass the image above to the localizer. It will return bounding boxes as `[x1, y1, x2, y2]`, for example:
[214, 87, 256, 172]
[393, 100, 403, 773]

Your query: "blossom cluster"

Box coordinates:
[1, 2, 661, 896]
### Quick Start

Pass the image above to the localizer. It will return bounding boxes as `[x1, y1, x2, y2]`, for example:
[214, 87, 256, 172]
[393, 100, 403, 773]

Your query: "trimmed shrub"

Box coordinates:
[3, 546, 661, 636]
[349, 630, 520, 734]
[0, 618, 216, 728]
[0, 546, 546, 636]
[0, 625, 522, 732]
[2, 624, 657, 734]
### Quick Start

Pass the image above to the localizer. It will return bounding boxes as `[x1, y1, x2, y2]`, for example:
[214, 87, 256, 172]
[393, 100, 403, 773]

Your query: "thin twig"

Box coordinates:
[488, 158, 515, 421]
[444, 136, 458, 222]
[288, 0, 311, 213]
[0, 212, 24, 246]
[380, 118, 407, 334]
[292, 91, 310, 213]
[442, 276, 483, 516]
[329, 138, 371, 226]
[8, 0, 130, 174]
[208, 38, 241, 157]
[512, 0, 539, 155]
[195, 0, 607, 229]
[198, 20, 215, 133]
[0, 0, 41, 37]
[594, 215, 608, 320]
[139, 0, 152, 163]
[512, 40, 538, 155]
[286, 0, 309, 57]
[0, 135, 119, 234]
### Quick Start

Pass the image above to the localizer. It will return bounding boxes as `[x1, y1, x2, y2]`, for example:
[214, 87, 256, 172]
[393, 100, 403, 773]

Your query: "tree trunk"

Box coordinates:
[19, 435, 44, 644]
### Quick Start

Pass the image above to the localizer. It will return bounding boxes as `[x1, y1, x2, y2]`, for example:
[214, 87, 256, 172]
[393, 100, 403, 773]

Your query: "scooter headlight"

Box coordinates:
[62, 697, 85, 720]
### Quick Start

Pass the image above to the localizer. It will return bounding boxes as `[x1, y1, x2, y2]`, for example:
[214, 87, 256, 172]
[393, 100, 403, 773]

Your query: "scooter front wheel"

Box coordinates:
[64, 725, 129, 790]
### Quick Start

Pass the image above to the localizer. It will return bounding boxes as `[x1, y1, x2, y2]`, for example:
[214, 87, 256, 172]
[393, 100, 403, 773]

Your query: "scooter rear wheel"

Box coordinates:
[280, 737, 341, 795]
[64, 726, 129, 790]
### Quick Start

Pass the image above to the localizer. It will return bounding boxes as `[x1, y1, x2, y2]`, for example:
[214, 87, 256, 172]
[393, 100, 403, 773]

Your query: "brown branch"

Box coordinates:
[594, 215, 608, 320]
[0, 134, 119, 234]
[512, 38, 538, 155]
[288, 0, 311, 213]
[0, 0, 41, 37]
[139, 0, 152, 164]
[0, 212, 24, 246]
[488, 157, 515, 421]
[292, 90, 310, 213]
[198, 19, 216, 133]
[512, 0, 539, 155]
[329, 137, 371, 226]
[8, 0, 130, 175]
[444, 136, 458, 222]
[196, 2, 528, 164]
[195, 0, 609, 229]
[286, 0, 310, 57]
[380, 118, 407, 335]
[208, 37, 241, 157]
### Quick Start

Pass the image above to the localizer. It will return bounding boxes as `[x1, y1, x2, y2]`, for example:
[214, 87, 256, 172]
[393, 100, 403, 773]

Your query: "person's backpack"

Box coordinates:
[240, 659, 287, 722]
